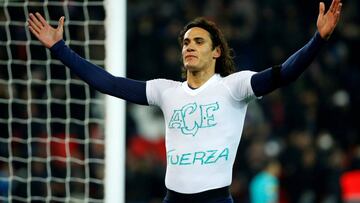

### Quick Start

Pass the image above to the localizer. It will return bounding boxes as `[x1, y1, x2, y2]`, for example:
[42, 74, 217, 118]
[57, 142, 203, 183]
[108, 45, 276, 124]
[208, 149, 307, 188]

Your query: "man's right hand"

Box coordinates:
[28, 12, 64, 48]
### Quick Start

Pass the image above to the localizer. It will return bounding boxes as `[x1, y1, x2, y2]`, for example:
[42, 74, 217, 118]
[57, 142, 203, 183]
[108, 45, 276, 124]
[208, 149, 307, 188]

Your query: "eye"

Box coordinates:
[195, 39, 204, 44]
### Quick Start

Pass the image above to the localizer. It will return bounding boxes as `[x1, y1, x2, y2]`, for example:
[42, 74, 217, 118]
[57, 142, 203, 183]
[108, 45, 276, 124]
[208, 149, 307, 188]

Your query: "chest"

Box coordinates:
[159, 86, 246, 137]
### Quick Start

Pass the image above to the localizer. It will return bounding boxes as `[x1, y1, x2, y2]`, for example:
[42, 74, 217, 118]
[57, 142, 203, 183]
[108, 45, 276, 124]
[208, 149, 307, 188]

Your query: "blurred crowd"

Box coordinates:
[125, 0, 360, 202]
[0, 1, 106, 201]
[0, 0, 359, 202]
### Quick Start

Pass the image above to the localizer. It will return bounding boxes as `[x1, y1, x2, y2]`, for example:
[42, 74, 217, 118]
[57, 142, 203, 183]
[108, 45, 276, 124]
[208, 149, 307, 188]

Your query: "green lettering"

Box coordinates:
[168, 110, 184, 129]
[167, 149, 179, 165]
[179, 153, 191, 165]
[204, 150, 217, 164]
[200, 102, 219, 128]
[168, 102, 219, 136]
[180, 103, 200, 136]
[167, 147, 229, 166]
[193, 151, 206, 165]
[170, 155, 179, 165]
[216, 147, 229, 162]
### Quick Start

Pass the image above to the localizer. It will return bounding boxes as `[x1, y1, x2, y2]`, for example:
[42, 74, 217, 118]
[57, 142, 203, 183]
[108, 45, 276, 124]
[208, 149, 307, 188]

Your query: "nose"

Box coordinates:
[183, 40, 196, 52]
[186, 45, 195, 52]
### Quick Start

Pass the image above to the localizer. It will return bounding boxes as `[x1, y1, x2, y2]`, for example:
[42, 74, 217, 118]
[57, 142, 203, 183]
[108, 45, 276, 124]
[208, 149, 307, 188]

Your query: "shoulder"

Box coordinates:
[147, 78, 182, 90]
[222, 70, 257, 82]
[220, 70, 258, 101]
[146, 78, 183, 106]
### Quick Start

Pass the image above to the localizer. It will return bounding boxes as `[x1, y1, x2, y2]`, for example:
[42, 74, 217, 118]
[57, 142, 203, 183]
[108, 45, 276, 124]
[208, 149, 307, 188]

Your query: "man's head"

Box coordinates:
[178, 17, 235, 78]
[263, 159, 281, 177]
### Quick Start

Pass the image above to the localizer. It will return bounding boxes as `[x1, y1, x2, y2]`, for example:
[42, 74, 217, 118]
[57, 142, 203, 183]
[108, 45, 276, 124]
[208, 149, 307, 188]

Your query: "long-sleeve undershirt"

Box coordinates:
[251, 32, 325, 96]
[50, 41, 148, 105]
[50, 32, 325, 103]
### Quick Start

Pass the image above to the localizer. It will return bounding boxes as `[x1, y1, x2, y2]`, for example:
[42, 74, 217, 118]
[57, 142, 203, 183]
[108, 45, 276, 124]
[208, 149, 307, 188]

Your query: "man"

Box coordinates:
[250, 159, 281, 203]
[28, 0, 342, 202]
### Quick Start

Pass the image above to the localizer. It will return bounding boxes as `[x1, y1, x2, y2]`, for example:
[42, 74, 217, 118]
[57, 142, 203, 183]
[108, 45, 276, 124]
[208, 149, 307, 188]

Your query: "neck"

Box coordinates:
[187, 69, 215, 89]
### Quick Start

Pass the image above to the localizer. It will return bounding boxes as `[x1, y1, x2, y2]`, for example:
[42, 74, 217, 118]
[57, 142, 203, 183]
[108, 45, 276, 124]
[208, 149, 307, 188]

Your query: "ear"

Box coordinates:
[213, 46, 221, 59]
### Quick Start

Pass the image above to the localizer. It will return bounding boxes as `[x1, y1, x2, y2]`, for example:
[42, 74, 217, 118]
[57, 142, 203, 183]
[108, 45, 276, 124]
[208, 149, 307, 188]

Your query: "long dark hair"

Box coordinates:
[178, 17, 236, 78]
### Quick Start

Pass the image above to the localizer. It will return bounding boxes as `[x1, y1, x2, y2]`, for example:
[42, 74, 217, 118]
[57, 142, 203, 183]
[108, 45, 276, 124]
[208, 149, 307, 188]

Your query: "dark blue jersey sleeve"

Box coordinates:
[50, 40, 148, 105]
[251, 32, 326, 97]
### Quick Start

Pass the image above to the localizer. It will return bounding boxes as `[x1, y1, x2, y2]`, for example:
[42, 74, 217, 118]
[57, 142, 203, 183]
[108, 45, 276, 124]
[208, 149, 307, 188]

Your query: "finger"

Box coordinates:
[57, 16, 65, 30]
[336, 2, 342, 14]
[29, 13, 44, 29]
[335, 3, 342, 22]
[329, 0, 339, 13]
[28, 19, 41, 33]
[328, 0, 335, 13]
[333, 0, 341, 13]
[35, 12, 48, 27]
[319, 2, 325, 17]
[28, 25, 40, 38]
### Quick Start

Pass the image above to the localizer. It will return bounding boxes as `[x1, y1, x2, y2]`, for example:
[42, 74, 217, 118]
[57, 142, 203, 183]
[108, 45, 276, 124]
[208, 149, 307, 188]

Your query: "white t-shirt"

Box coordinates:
[146, 71, 257, 194]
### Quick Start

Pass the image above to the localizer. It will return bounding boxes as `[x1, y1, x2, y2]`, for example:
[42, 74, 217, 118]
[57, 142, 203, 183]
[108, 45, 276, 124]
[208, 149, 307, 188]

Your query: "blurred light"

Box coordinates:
[264, 140, 281, 157]
[332, 90, 349, 107]
[317, 132, 334, 151]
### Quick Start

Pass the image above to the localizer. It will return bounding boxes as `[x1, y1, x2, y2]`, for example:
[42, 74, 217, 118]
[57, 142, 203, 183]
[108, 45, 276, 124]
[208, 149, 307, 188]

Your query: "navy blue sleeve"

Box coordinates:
[50, 40, 148, 105]
[250, 32, 326, 97]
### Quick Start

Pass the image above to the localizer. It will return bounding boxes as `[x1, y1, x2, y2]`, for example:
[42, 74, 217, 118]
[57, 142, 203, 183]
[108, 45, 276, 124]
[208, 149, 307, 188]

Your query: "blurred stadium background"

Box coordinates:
[1, 0, 359, 202]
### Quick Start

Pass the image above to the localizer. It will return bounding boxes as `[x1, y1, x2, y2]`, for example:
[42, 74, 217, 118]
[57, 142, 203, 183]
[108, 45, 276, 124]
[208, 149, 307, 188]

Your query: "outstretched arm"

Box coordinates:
[251, 0, 342, 97]
[28, 13, 148, 105]
[317, 0, 342, 40]
[28, 13, 64, 48]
